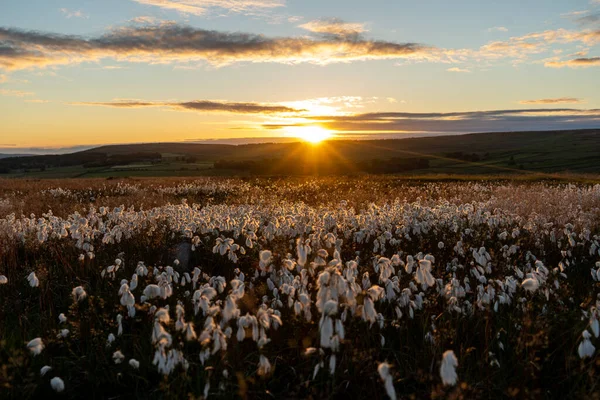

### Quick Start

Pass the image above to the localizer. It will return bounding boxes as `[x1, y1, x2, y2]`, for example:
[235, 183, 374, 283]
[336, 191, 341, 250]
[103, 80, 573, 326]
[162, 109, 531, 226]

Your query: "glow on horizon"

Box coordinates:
[285, 125, 333, 143]
[0, 0, 599, 147]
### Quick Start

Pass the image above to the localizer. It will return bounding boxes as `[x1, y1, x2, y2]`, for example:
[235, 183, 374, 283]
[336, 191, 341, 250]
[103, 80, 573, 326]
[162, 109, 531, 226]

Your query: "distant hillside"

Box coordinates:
[2, 128, 599, 177]
[0, 154, 34, 159]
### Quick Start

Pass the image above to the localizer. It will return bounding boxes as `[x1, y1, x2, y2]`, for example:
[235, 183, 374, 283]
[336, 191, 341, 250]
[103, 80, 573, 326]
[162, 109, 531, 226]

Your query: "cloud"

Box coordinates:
[0, 74, 6, 83]
[295, 108, 600, 134]
[576, 13, 600, 27]
[132, 0, 284, 16]
[130, 16, 159, 24]
[447, 67, 470, 72]
[70, 99, 304, 114]
[519, 97, 584, 104]
[24, 99, 49, 103]
[545, 56, 600, 68]
[0, 24, 433, 70]
[0, 88, 34, 97]
[60, 8, 88, 19]
[299, 18, 367, 39]
[487, 26, 508, 32]
[468, 28, 600, 65]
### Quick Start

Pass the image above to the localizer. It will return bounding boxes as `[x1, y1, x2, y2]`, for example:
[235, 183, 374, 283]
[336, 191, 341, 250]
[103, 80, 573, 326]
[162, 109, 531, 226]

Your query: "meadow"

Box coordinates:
[1, 176, 600, 399]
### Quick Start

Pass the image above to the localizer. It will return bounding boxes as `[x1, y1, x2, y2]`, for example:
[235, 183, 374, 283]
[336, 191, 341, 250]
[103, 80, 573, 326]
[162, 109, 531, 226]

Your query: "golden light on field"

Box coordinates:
[285, 125, 333, 143]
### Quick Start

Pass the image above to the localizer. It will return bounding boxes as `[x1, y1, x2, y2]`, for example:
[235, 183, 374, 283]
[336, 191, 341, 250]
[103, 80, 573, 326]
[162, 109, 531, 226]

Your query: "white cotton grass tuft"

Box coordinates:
[50, 377, 65, 392]
[578, 330, 595, 359]
[259, 250, 272, 270]
[107, 333, 116, 347]
[440, 350, 459, 386]
[129, 359, 140, 369]
[590, 315, 600, 338]
[27, 272, 39, 287]
[40, 365, 52, 376]
[257, 355, 271, 376]
[0, 275, 7, 284]
[377, 362, 397, 400]
[71, 286, 87, 302]
[27, 337, 44, 355]
[521, 278, 539, 293]
[113, 350, 125, 364]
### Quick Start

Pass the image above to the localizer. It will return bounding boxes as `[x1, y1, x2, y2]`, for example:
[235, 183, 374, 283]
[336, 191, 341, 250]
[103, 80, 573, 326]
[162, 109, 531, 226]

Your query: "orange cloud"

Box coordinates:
[299, 18, 367, 38]
[545, 56, 600, 68]
[0, 25, 434, 71]
[519, 97, 584, 104]
[70, 99, 304, 114]
[132, 0, 284, 16]
[0, 88, 34, 97]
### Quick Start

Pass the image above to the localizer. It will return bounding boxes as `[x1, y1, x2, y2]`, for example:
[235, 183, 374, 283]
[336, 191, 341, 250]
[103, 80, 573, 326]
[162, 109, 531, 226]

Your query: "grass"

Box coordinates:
[2, 129, 600, 179]
[1, 177, 600, 398]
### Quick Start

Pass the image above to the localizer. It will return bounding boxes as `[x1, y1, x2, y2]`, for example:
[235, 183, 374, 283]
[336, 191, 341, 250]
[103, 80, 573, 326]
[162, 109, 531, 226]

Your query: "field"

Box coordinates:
[1, 176, 600, 399]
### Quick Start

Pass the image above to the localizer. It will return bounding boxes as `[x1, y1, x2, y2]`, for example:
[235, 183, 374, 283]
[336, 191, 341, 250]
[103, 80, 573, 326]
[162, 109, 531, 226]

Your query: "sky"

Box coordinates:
[0, 0, 599, 150]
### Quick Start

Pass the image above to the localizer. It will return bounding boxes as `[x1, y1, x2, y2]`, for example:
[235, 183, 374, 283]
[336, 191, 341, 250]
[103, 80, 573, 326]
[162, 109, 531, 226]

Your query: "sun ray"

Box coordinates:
[285, 125, 332, 144]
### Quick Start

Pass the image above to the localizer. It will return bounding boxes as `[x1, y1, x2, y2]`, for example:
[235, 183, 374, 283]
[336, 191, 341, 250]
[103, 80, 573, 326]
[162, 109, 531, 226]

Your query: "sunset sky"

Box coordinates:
[1, 0, 599, 149]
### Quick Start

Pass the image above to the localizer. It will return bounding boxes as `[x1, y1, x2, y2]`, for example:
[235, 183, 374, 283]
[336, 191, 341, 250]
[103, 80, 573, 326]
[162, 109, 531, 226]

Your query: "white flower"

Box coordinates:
[259, 250, 272, 270]
[257, 355, 271, 376]
[143, 284, 161, 299]
[50, 377, 65, 392]
[521, 278, 539, 293]
[591, 315, 599, 338]
[117, 314, 123, 336]
[58, 313, 67, 323]
[40, 365, 52, 376]
[578, 330, 595, 359]
[378, 362, 397, 400]
[57, 329, 69, 338]
[415, 260, 435, 289]
[72, 286, 87, 302]
[107, 333, 116, 346]
[27, 272, 39, 288]
[0, 275, 7, 284]
[129, 359, 140, 369]
[113, 350, 125, 364]
[27, 337, 44, 355]
[440, 350, 458, 386]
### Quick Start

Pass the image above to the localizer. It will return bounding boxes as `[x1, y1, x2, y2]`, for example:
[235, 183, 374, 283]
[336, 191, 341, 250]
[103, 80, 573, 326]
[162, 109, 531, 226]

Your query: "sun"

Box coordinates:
[285, 125, 333, 144]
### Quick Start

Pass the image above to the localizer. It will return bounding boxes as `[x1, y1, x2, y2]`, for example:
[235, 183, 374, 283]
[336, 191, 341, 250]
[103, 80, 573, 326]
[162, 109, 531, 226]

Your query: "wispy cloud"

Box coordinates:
[576, 12, 600, 26]
[24, 99, 49, 103]
[299, 18, 367, 39]
[519, 97, 584, 104]
[0, 88, 34, 97]
[0, 24, 433, 70]
[447, 67, 471, 72]
[487, 26, 508, 32]
[0, 74, 6, 83]
[293, 108, 600, 134]
[129, 16, 159, 24]
[60, 8, 88, 19]
[70, 99, 304, 114]
[132, 0, 284, 16]
[545, 56, 600, 68]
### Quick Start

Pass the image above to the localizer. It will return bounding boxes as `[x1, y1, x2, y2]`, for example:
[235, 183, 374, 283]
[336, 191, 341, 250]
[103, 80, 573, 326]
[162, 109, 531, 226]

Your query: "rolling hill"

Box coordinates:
[1, 128, 599, 178]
